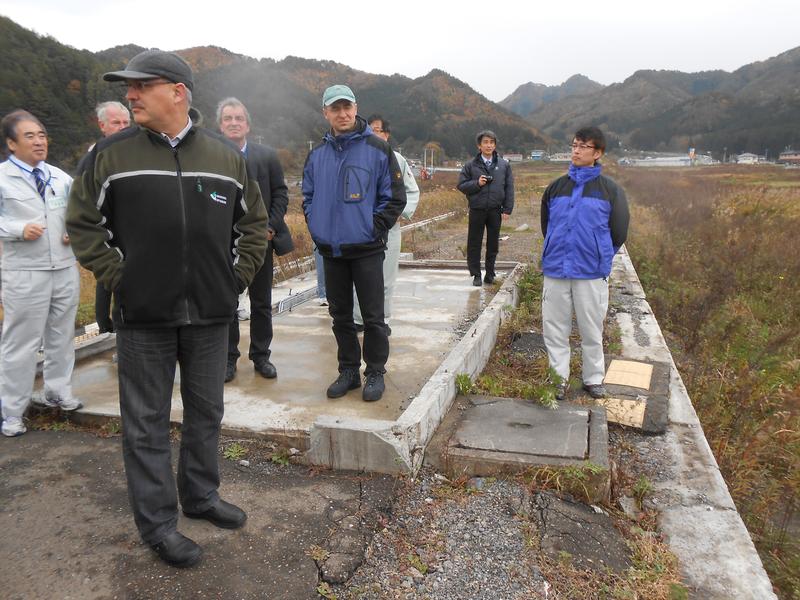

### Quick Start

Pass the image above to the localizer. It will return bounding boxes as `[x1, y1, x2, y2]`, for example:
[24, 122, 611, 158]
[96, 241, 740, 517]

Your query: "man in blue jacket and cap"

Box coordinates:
[302, 85, 406, 402]
[540, 126, 629, 401]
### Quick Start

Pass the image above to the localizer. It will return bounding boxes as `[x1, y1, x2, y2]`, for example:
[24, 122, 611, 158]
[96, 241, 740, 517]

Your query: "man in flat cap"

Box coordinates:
[302, 84, 406, 402]
[67, 50, 268, 568]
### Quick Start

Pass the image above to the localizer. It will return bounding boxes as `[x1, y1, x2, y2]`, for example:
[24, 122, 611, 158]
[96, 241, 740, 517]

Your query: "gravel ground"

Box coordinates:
[331, 470, 550, 600]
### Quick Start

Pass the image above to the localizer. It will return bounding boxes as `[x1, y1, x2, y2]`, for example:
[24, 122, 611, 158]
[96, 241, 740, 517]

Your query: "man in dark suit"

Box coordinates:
[217, 97, 293, 381]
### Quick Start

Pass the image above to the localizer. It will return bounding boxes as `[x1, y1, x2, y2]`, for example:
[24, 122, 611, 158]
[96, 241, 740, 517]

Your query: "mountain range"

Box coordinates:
[500, 48, 800, 156]
[0, 16, 547, 170]
[1, 14, 799, 169]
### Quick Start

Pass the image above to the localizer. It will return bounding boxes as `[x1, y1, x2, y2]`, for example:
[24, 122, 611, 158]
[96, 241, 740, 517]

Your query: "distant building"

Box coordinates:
[778, 149, 800, 165]
[736, 153, 759, 164]
[626, 155, 692, 167]
[529, 150, 547, 160]
[503, 153, 523, 162]
[621, 152, 714, 167]
[549, 152, 572, 163]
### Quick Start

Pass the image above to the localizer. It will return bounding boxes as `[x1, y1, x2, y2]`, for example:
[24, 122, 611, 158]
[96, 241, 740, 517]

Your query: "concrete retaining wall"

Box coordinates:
[611, 248, 776, 599]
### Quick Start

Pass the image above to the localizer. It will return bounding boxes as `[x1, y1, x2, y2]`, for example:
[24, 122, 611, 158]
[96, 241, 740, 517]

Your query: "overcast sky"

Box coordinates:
[3, 0, 798, 101]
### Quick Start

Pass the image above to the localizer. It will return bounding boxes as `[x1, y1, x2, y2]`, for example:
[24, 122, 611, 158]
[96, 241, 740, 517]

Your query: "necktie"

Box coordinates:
[32, 168, 46, 200]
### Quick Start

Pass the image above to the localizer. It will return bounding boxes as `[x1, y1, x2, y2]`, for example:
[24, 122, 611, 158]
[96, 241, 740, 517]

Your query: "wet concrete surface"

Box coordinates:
[71, 268, 500, 441]
[0, 430, 395, 600]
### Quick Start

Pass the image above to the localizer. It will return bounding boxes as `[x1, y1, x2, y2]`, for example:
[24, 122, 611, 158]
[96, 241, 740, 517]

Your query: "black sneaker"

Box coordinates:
[472, 276, 481, 287]
[483, 274, 495, 284]
[326, 369, 361, 398]
[224, 360, 237, 383]
[253, 358, 277, 379]
[362, 372, 385, 402]
[582, 383, 608, 399]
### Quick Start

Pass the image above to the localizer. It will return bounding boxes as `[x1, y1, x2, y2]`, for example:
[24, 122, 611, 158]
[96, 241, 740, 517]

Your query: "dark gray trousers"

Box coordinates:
[116, 324, 227, 544]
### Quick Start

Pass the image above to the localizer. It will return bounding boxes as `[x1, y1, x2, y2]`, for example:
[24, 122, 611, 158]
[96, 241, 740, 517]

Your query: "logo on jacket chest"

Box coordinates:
[210, 191, 228, 205]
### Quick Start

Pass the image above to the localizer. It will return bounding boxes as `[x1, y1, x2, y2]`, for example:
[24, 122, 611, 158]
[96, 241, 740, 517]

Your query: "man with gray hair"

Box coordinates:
[217, 97, 293, 382]
[68, 50, 268, 568]
[96, 101, 130, 138]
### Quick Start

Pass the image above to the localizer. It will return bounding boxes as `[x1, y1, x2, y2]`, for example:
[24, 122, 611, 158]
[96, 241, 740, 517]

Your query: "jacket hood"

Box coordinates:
[568, 163, 602, 185]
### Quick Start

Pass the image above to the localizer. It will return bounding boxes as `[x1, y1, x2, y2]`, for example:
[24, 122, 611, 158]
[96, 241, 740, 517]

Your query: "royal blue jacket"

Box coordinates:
[302, 117, 406, 258]
[540, 163, 629, 279]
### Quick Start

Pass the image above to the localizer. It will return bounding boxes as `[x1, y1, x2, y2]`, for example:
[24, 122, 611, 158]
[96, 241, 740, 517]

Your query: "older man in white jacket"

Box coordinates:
[0, 110, 81, 437]
[353, 115, 420, 330]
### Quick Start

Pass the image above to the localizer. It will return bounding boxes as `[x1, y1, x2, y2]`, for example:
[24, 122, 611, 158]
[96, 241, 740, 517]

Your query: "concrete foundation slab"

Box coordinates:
[70, 263, 524, 474]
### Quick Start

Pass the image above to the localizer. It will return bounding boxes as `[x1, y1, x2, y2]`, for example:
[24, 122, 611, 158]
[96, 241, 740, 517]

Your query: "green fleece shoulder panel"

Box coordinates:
[66, 143, 125, 291]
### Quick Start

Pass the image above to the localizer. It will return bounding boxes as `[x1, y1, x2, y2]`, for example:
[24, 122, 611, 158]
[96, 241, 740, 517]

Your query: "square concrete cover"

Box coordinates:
[453, 399, 589, 460]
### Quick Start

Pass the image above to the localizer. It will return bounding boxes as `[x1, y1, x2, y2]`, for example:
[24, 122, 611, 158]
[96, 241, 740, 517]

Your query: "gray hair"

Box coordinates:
[216, 97, 250, 125]
[95, 101, 130, 124]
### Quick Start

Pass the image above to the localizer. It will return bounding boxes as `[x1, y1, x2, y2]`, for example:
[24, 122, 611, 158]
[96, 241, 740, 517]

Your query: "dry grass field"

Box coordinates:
[615, 164, 800, 598]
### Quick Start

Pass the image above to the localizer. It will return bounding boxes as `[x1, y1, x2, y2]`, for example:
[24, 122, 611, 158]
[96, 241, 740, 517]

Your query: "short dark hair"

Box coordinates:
[574, 126, 606, 153]
[367, 114, 390, 134]
[2, 109, 46, 143]
[476, 130, 497, 145]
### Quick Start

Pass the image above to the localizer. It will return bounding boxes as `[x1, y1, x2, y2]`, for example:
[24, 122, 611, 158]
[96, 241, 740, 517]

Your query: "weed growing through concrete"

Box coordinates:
[454, 373, 473, 396]
[632, 475, 654, 510]
[269, 448, 291, 466]
[306, 545, 330, 563]
[223, 442, 248, 461]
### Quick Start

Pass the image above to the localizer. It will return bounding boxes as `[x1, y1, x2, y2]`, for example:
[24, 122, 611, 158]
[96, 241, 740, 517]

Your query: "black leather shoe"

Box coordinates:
[254, 358, 277, 379]
[362, 372, 385, 402]
[326, 368, 361, 398]
[150, 531, 202, 568]
[472, 276, 481, 286]
[224, 360, 237, 383]
[184, 499, 247, 529]
[483, 274, 495, 284]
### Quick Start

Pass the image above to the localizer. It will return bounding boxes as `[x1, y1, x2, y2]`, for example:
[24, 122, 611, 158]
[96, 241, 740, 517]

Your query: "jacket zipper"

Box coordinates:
[173, 147, 191, 324]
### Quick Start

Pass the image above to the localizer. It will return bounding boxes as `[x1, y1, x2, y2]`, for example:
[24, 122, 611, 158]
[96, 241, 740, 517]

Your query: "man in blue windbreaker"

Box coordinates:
[302, 85, 406, 402]
[540, 126, 629, 401]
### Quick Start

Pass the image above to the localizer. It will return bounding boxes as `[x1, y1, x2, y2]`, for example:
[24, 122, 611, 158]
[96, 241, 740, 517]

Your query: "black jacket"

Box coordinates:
[67, 124, 268, 329]
[245, 142, 294, 256]
[457, 151, 515, 213]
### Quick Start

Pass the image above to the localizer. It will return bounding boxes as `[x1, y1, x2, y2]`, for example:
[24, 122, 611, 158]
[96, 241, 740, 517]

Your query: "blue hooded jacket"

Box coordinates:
[302, 117, 406, 258]
[540, 163, 629, 279]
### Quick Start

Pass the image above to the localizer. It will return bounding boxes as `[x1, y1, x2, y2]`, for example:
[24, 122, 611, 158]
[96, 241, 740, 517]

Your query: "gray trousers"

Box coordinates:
[354, 223, 401, 324]
[0, 266, 79, 420]
[541, 276, 609, 386]
[116, 324, 227, 545]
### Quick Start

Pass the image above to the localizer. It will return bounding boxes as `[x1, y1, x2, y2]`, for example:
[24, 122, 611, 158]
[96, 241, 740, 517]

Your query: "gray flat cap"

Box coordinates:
[104, 49, 194, 91]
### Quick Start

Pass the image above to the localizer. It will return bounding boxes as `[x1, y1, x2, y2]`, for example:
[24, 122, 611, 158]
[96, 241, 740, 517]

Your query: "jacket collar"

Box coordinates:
[323, 115, 368, 148]
[473, 150, 497, 170]
[568, 162, 602, 185]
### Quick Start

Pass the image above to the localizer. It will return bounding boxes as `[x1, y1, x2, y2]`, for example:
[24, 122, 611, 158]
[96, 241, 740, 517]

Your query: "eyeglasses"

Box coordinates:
[571, 143, 597, 151]
[123, 79, 173, 92]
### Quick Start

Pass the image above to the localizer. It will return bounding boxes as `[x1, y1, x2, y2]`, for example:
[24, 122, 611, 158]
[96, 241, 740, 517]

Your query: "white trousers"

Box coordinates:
[1, 265, 79, 419]
[354, 222, 401, 325]
[541, 275, 609, 385]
